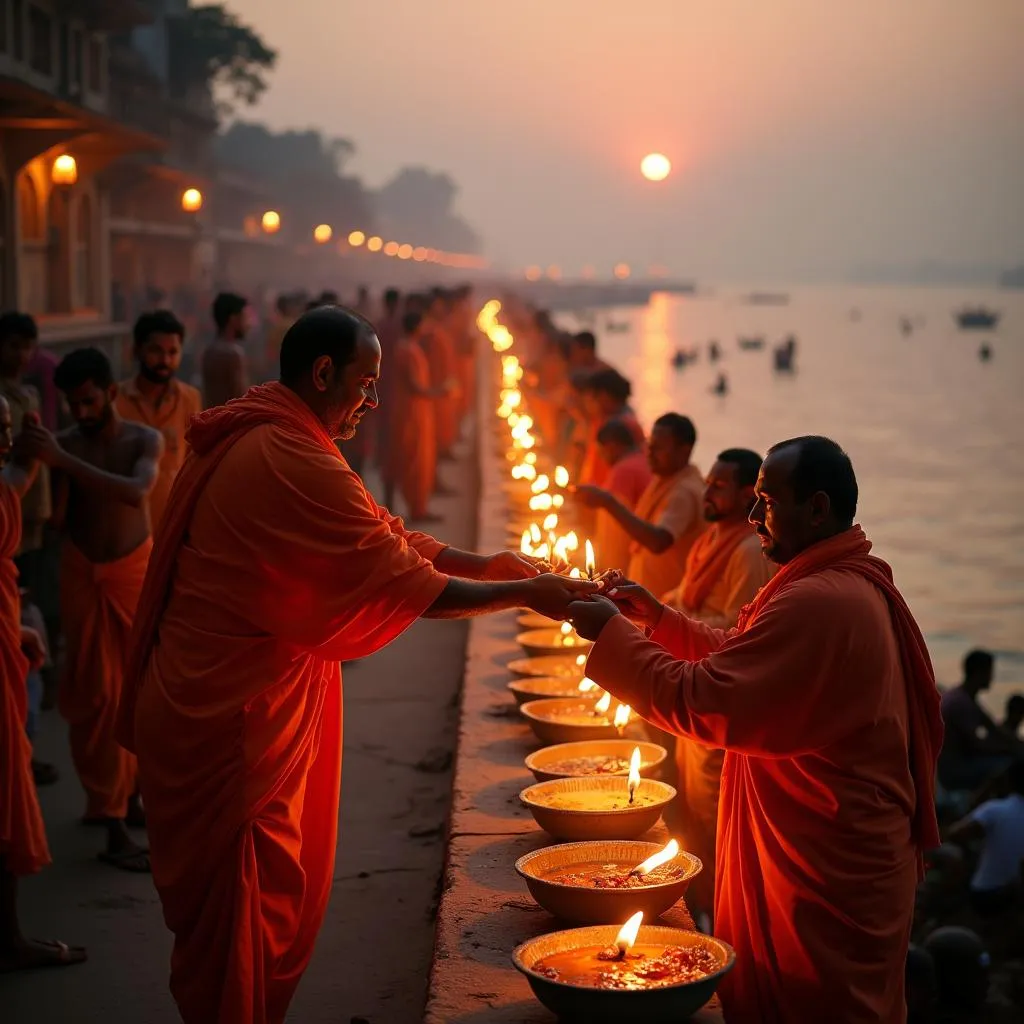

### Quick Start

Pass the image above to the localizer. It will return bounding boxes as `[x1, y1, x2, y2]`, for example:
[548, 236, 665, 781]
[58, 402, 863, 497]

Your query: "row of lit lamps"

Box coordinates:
[523, 263, 670, 282]
[52, 156, 483, 268]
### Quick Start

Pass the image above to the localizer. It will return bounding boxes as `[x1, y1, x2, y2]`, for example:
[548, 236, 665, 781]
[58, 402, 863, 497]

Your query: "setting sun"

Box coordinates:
[640, 152, 671, 182]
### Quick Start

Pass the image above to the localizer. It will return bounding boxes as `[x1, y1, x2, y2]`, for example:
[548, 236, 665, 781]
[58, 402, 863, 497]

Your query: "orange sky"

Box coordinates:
[229, 0, 1023, 280]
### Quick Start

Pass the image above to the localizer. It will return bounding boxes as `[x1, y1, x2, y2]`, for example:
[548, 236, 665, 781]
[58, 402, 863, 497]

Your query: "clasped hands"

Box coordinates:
[482, 550, 664, 639]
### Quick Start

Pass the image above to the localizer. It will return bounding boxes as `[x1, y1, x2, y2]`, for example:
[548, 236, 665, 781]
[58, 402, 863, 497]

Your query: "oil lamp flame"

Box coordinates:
[615, 911, 644, 959]
[576, 653, 587, 666]
[627, 746, 642, 804]
[569, 567, 582, 579]
[529, 494, 553, 511]
[530, 524, 542, 544]
[543, 513, 558, 531]
[595, 692, 612, 715]
[525, 452, 537, 465]
[578, 677, 597, 693]
[554, 465, 570, 488]
[585, 540, 596, 580]
[552, 494, 564, 508]
[565, 531, 579, 551]
[633, 838, 680, 877]
[520, 530, 532, 555]
[613, 703, 632, 732]
[531, 474, 550, 495]
[560, 621, 573, 637]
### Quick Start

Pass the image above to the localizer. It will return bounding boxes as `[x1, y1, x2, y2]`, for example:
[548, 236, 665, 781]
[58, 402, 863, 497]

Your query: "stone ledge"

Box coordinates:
[425, 350, 725, 1022]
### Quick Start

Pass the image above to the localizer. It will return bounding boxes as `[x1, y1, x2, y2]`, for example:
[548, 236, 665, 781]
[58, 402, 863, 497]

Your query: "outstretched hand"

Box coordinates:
[566, 595, 621, 641]
[604, 582, 662, 629]
[481, 550, 541, 581]
[521, 573, 599, 621]
[572, 484, 611, 510]
[20, 625, 47, 670]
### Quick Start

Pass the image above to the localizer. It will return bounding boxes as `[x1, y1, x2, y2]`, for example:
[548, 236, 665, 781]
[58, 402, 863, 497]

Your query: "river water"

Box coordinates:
[558, 285, 1024, 714]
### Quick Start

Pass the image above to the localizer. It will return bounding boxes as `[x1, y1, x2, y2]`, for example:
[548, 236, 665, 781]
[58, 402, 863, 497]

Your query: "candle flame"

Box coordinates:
[627, 746, 642, 804]
[531, 474, 550, 495]
[530, 523, 542, 544]
[569, 567, 582, 579]
[585, 540, 596, 579]
[576, 653, 587, 666]
[613, 703, 632, 731]
[552, 493, 564, 508]
[578, 677, 597, 693]
[520, 530, 531, 555]
[595, 692, 612, 714]
[554, 465, 570, 488]
[615, 911, 644, 957]
[553, 537, 571, 563]
[534, 542, 550, 560]
[565, 531, 579, 551]
[543, 513, 558, 531]
[633, 839, 680, 876]
[529, 494, 553, 511]
[560, 621, 573, 636]
[525, 452, 537, 465]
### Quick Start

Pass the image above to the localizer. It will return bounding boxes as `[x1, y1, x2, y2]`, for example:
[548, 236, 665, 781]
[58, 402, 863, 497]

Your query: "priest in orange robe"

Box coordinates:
[392, 309, 441, 521]
[422, 296, 460, 458]
[0, 399, 85, 970]
[568, 436, 942, 1024]
[117, 306, 594, 1024]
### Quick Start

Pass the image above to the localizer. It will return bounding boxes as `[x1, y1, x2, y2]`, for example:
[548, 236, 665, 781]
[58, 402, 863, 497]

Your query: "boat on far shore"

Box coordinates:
[954, 307, 1000, 330]
[737, 335, 766, 351]
[741, 292, 789, 305]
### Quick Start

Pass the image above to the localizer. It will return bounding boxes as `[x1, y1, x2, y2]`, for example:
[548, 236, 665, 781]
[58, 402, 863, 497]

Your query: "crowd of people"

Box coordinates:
[0, 287, 1021, 1022]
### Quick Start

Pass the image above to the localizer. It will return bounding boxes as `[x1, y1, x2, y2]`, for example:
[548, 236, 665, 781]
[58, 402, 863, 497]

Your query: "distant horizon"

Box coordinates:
[228, 0, 1024, 280]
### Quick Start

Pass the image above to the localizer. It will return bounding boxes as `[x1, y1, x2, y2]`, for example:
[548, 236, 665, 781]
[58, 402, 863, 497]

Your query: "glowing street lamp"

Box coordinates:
[640, 152, 671, 182]
[313, 223, 333, 244]
[367, 235, 383, 252]
[348, 230, 366, 247]
[180, 187, 203, 213]
[613, 262, 631, 280]
[51, 154, 78, 187]
[261, 210, 281, 234]
[397, 243, 413, 260]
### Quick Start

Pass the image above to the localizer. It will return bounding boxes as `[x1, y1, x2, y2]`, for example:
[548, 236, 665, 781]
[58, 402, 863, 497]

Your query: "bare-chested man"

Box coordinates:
[21, 348, 162, 872]
[202, 292, 249, 409]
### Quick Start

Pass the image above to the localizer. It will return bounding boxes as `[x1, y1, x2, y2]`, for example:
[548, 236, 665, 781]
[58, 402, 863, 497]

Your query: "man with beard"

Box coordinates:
[567, 436, 943, 1024]
[115, 306, 595, 1024]
[20, 349, 161, 872]
[661, 448, 774, 925]
[202, 292, 249, 409]
[116, 310, 202, 531]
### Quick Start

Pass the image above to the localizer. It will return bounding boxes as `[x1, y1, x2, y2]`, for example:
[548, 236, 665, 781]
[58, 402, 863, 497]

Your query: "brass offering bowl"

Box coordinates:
[512, 924, 735, 1023]
[524, 739, 667, 783]
[519, 776, 676, 841]
[517, 611, 561, 630]
[507, 654, 586, 680]
[519, 698, 617, 745]
[517, 627, 593, 659]
[514, 840, 702, 924]
[508, 676, 590, 706]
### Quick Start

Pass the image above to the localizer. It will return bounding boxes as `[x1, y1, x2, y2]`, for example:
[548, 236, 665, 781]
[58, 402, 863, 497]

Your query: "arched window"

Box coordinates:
[74, 193, 94, 308]
[17, 171, 42, 239]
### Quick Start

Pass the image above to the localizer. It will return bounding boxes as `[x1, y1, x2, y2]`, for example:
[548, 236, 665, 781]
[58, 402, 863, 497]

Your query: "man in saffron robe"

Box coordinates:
[568, 436, 943, 1024]
[577, 368, 645, 489]
[661, 448, 775, 922]
[116, 306, 594, 1024]
[422, 293, 461, 461]
[115, 309, 202, 531]
[21, 349, 161, 872]
[0, 398, 86, 970]
[576, 412, 705, 600]
[591, 419, 652, 574]
[392, 310, 446, 521]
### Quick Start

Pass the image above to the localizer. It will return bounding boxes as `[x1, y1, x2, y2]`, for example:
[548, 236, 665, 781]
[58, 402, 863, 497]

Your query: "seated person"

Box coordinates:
[947, 758, 1024, 918]
[938, 650, 1021, 791]
[1002, 693, 1024, 740]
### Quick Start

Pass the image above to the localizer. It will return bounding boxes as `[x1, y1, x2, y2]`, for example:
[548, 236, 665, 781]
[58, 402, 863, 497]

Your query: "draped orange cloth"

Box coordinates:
[392, 339, 436, 518]
[423, 326, 460, 453]
[59, 538, 150, 820]
[587, 526, 942, 1024]
[679, 519, 752, 613]
[0, 480, 50, 875]
[117, 383, 448, 1024]
[579, 411, 645, 488]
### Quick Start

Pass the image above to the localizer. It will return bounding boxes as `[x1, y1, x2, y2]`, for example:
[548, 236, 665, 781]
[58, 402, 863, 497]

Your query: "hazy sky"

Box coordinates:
[230, 0, 1023, 281]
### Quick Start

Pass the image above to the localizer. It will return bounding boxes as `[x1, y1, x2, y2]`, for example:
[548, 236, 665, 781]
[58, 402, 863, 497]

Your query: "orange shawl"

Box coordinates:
[679, 519, 752, 612]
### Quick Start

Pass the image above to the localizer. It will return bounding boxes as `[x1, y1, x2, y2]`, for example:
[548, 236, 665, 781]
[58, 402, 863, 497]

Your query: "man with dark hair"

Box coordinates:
[20, 348, 162, 874]
[203, 292, 249, 409]
[661, 447, 774, 923]
[568, 434, 944, 1023]
[568, 330, 610, 373]
[0, 393, 87, 971]
[578, 368, 645, 488]
[939, 649, 1021, 791]
[115, 310, 201, 530]
[576, 412, 705, 598]
[114, 305, 595, 1023]
[592, 418, 651, 573]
